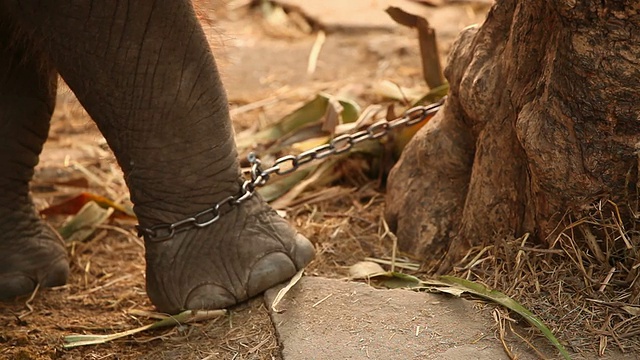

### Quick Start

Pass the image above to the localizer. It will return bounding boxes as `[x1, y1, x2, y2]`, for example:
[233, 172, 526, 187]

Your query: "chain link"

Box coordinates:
[137, 97, 446, 242]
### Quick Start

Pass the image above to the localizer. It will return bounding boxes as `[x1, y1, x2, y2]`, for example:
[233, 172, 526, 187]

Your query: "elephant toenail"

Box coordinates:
[185, 284, 236, 310]
[292, 234, 315, 269]
[0, 274, 37, 300]
[247, 253, 296, 297]
[40, 257, 70, 289]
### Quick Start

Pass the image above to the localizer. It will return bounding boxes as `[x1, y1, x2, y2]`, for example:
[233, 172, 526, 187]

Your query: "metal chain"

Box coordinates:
[137, 97, 446, 242]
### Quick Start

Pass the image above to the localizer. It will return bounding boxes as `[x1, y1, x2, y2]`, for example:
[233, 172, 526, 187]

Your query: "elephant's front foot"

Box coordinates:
[142, 195, 315, 313]
[0, 204, 69, 300]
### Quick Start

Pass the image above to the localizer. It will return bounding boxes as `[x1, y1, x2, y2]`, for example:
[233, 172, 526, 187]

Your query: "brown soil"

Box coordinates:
[0, 3, 491, 359]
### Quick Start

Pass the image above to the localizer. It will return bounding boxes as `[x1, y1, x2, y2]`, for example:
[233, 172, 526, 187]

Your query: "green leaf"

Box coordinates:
[438, 276, 571, 360]
[258, 167, 316, 202]
[236, 94, 361, 150]
[413, 83, 449, 106]
[236, 95, 330, 149]
[276, 94, 331, 135]
[338, 98, 361, 123]
[58, 201, 113, 242]
[382, 272, 422, 289]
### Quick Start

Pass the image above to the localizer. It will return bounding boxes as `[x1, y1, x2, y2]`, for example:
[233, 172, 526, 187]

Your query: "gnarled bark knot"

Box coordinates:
[385, 1, 640, 264]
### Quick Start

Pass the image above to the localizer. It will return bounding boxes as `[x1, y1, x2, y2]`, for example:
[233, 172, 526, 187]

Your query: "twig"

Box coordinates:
[493, 309, 516, 360]
[18, 283, 40, 320]
[312, 293, 333, 308]
[508, 322, 548, 360]
[66, 274, 133, 299]
[307, 30, 326, 74]
[380, 218, 398, 273]
[599, 267, 616, 292]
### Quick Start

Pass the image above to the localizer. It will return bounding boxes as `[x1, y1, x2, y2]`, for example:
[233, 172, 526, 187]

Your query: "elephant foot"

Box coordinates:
[0, 204, 69, 300]
[143, 194, 315, 313]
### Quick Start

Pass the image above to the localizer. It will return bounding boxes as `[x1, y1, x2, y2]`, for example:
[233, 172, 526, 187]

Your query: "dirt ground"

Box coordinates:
[0, 2, 491, 359]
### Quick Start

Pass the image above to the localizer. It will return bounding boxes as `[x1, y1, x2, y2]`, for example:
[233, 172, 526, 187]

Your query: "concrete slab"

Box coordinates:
[264, 276, 549, 360]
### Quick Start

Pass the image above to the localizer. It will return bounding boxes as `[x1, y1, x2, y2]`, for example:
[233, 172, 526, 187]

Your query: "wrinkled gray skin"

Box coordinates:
[0, 1, 314, 314]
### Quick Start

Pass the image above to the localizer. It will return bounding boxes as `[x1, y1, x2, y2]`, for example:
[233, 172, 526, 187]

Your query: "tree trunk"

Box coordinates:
[386, 1, 640, 267]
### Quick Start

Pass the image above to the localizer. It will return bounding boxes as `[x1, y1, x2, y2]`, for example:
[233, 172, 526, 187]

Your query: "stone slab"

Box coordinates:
[264, 276, 550, 360]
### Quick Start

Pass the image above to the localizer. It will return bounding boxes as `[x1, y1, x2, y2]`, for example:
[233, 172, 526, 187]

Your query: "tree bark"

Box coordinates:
[386, 1, 640, 266]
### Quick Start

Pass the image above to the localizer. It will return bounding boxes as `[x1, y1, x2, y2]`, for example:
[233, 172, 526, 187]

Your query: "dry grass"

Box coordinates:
[449, 199, 640, 355]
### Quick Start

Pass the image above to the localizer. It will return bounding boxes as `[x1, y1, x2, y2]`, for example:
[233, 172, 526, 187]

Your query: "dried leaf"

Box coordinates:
[270, 158, 341, 209]
[348, 262, 422, 289]
[386, 7, 444, 88]
[63, 309, 226, 348]
[41, 192, 134, 218]
[290, 136, 331, 152]
[432, 287, 466, 297]
[373, 80, 425, 103]
[622, 305, 640, 316]
[38, 175, 90, 188]
[322, 97, 344, 134]
[271, 269, 305, 313]
[349, 261, 385, 279]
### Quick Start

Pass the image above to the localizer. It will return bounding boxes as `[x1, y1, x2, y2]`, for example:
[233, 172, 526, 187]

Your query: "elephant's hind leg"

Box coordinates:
[0, 14, 68, 300]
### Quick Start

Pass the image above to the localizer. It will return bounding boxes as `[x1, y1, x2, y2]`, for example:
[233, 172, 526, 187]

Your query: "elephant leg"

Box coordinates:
[0, 11, 69, 299]
[6, 1, 314, 313]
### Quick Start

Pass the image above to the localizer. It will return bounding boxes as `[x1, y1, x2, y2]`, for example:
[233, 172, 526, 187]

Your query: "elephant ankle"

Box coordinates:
[132, 177, 248, 231]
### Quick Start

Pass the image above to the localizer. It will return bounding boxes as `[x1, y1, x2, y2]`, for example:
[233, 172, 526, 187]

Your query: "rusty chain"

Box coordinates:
[137, 97, 446, 242]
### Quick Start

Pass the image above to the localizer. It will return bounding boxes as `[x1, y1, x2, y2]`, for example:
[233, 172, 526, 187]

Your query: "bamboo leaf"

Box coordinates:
[278, 94, 331, 135]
